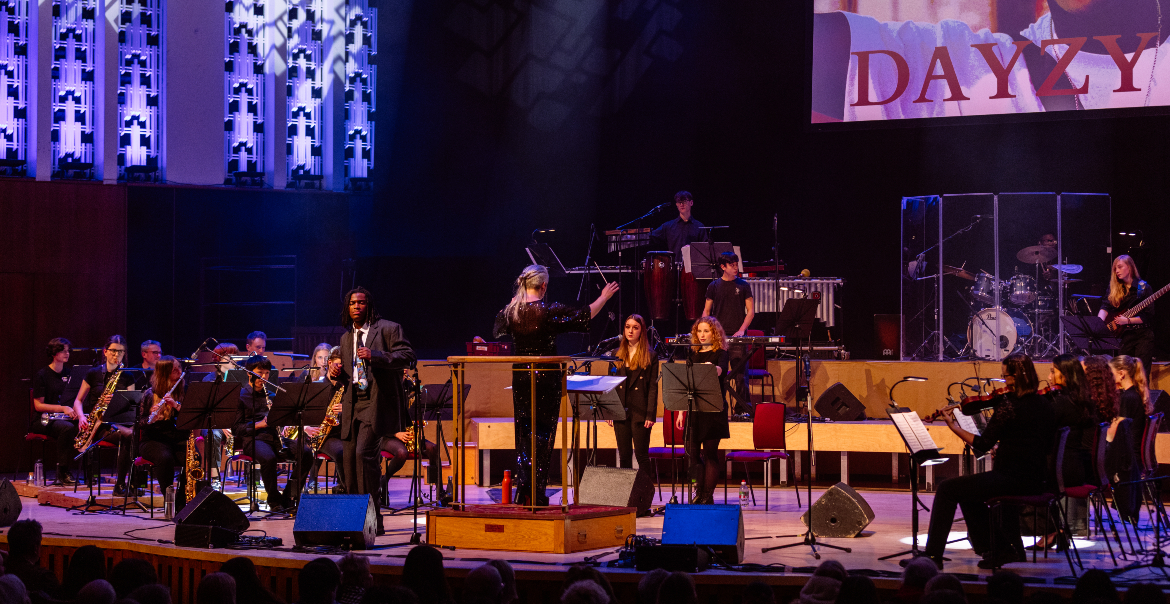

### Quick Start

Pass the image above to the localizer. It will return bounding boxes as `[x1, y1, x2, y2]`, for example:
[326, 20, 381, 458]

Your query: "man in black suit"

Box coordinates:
[330, 287, 416, 533]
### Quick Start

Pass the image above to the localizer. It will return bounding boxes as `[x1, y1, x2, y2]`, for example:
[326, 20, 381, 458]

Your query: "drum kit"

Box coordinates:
[946, 245, 1083, 360]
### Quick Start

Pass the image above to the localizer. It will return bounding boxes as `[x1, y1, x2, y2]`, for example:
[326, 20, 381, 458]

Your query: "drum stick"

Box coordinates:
[594, 261, 608, 284]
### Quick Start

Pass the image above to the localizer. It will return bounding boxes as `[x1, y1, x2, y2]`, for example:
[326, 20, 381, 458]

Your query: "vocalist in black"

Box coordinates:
[493, 265, 619, 506]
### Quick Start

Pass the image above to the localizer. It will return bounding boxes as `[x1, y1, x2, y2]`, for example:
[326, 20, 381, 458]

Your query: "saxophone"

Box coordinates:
[310, 385, 345, 452]
[185, 430, 203, 502]
[75, 365, 123, 451]
[399, 421, 428, 454]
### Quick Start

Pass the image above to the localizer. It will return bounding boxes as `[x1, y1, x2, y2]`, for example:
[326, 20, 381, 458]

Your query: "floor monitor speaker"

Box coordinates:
[578, 467, 654, 514]
[799, 481, 875, 538]
[814, 383, 867, 422]
[661, 504, 745, 563]
[293, 494, 377, 550]
[0, 479, 21, 527]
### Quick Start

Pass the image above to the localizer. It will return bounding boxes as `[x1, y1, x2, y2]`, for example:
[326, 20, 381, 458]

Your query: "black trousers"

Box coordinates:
[31, 420, 80, 473]
[310, 434, 346, 492]
[1120, 328, 1156, 379]
[139, 439, 184, 492]
[98, 425, 133, 486]
[925, 471, 1031, 558]
[613, 418, 652, 472]
[241, 437, 313, 505]
[342, 419, 383, 500]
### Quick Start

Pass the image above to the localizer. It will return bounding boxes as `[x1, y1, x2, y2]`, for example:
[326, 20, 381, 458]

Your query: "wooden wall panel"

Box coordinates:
[0, 179, 127, 474]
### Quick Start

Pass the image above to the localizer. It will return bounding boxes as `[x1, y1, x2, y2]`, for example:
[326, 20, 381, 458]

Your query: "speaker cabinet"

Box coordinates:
[174, 487, 249, 532]
[799, 482, 875, 538]
[814, 383, 867, 422]
[0, 479, 22, 527]
[661, 504, 745, 563]
[577, 467, 654, 514]
[634, 544, 711, 573]
[293, 494, 377, 550]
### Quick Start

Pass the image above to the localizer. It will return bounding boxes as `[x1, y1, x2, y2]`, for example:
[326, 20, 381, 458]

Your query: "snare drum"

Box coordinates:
[971, 272, 1000, 305]
[643, 251, 676, 320]
[1008, 274, 1037, 305]
[967, 307, 1032, 360]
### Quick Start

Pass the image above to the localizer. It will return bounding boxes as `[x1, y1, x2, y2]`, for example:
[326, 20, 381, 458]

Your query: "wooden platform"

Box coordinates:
[426, 504, 635, 554]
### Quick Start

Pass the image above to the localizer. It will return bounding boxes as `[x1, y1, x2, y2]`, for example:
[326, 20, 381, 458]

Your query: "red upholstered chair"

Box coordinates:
[647, 410, 687, 501]
[131, 457, 156, 517]
[23, 389, 52, 485]
[741, 330, 776, 404]
[314, 452, 335, 494]
[723, 402, 798, 511]
[987, 427, 1079, 575]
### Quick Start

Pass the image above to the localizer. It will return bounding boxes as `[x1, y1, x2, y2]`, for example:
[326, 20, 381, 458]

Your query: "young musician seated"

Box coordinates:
[139, 356, 190, 505]
[232, 356, 313, 513]
[918, 353, 1056, 570]
[72, 335, 139, 497]
[378, 372, 446, 505]
[30, 337, 80, 486]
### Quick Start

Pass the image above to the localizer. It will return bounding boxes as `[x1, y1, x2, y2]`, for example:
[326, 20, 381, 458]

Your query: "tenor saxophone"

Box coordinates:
[310, 385, 345, 453]
[75, 365, 123, 451]
[185, 430, 203, 502]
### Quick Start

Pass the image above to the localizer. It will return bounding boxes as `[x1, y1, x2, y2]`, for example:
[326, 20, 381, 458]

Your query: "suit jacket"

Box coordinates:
[614, 358, 660, 424]
[338, 318, 416, 439]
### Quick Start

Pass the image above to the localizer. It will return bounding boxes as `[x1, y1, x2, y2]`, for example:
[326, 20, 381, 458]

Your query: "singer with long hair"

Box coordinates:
[674, 317, 729, 505]
[611, 314, 659, 476]
[493, 265, 619, 506]
[1097, 255, 1156, 376]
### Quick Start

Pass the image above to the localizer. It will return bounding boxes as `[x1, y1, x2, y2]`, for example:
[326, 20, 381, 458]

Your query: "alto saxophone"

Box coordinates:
[75, 365, 123, 451]
[185, 430, 203, 502]
[400, 421, 428, 454]
[310, 385, 345, 453]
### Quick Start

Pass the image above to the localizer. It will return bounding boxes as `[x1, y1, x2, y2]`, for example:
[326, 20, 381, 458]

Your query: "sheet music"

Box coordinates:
[889, 410, 940, 454]
[953, 411, 981, 436]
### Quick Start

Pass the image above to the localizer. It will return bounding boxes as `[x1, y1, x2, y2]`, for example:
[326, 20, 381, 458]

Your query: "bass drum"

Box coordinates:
[968, 307, 1033, 360]
[643, 251, 676, 320]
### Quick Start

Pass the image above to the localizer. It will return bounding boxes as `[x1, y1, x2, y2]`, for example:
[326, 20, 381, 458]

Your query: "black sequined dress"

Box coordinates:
[494, 300, 591, 505]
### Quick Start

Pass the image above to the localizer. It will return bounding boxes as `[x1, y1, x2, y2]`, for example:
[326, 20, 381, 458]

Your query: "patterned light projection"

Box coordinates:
[286, 0, 323, 185]
[344, 0, 374, 188]
[51, 0, 97, 178]
[0, 0, 29, 176]
[118, 0, 162, 181]
[225, 0, 266, 182]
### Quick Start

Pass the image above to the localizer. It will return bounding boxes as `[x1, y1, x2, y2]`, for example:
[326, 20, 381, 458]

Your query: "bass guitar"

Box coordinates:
[1106, 282, 1170, 331]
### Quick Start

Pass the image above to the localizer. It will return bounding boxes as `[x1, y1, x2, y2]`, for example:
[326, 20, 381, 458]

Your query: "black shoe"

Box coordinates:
[375, 514, 385, 536]
[56, 470, 77, 486]
[977, 549, 1019, 570]
[113, 483, 144, 498]
[900, 555, 943, 570]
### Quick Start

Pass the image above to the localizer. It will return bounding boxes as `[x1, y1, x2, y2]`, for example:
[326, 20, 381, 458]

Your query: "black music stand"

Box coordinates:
[526, 243, 568, 277]
[878, 407, 947, 562]
[1061, 315, 1122, 355]
[268, 382, 332, 512]
[662, 363, 722, 504]
[683, 241, 733, 280]
[568, 376, 626, 476]
[177, 381, 242, 510]
[105, 391, 149, 515]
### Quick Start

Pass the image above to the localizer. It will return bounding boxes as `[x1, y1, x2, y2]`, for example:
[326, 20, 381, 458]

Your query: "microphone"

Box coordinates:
[596, 335, 623, 351]
[972, 215, 988, 220]
[188, 337, 217, 361]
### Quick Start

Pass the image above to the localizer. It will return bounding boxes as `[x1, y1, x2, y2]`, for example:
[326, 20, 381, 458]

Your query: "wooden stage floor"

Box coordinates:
[4, 476, 1169, 603]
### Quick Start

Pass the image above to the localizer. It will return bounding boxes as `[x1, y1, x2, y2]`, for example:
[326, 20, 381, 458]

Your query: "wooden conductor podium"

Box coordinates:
[425, 356, 635, 554]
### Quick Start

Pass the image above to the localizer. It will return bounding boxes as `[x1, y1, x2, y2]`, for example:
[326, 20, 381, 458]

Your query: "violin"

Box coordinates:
[1037, 384, 1063, 397]
[922, 386, 1011, 422]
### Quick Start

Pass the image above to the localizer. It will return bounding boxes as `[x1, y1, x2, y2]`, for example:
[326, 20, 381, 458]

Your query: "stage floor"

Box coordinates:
[6, 475, 1169, 597]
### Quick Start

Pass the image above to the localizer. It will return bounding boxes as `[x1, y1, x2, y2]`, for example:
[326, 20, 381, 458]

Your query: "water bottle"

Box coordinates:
[33, 461, 44, 487]
[501, 470, 512, 505]
[164, 485, 176, 520]
[739, 480, 750, 509]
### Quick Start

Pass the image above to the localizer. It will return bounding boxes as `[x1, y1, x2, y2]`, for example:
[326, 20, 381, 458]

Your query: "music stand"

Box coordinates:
[420, 383, 470, 421]
[878, 407, 947, 562]
[268, 382, 332, 512]
[105, 391, 147, 514]
[1061, 315, 1122, 355]
[177, 381, 243, 510]
[567, 375, 626, 479]
[682, 242, 735, 279]
[526, 243, 568, 277]
[662, 363, 722, 503]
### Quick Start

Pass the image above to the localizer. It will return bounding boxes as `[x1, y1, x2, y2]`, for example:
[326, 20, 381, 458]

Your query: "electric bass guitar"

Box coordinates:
[1106, 282, 1170, 331]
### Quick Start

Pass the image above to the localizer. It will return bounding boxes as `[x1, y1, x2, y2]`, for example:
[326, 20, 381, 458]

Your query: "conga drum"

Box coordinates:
[643, 251, 676, 320]
[679, 270, 705, 321]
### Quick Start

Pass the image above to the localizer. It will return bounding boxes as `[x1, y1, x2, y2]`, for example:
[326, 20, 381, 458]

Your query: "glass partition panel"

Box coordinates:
[1058, 194, 1113, 353]
[940, 194, 997, 361]
[996, 193, 1059, 359]
[901, 196, 939, 359]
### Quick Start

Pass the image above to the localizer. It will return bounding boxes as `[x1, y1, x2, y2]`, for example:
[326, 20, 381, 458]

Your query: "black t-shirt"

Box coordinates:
[82, 365, 138, 412]
[705, 277, 753, 335]
[1100, 280, 1154, 330]
[32, 366, 69, 408]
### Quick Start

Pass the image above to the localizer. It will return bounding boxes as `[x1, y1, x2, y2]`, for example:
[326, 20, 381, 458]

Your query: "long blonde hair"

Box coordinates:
[690, 316, 726, 352]
[1110, 355, 1152, 414]
[504, 265, 550, 321]
[617, 314, 653, 370]
[1108, 255, 1141, 308]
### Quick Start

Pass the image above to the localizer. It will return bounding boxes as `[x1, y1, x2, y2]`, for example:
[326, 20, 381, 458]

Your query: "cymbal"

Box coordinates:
[943, 265, 976, 280]
[1051, 263, 1083, 274]
[1017, 245, 1057, 264]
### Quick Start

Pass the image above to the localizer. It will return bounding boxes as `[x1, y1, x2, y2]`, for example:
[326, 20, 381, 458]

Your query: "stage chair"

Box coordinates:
[22, 388, 52, 485]
[313, 452, 334, 494]
[722, 402, 798, 511]
[988, 427, 1079, 575]
[647, 410, 686, 501]
[226, 450, 257, 507]
[1064, 422, 1123, 566]
[379, 449, 434, 509]
[741, 330, 776, 404]
[130, 457, 156, 518]
[1139, 413, 1168, 529]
